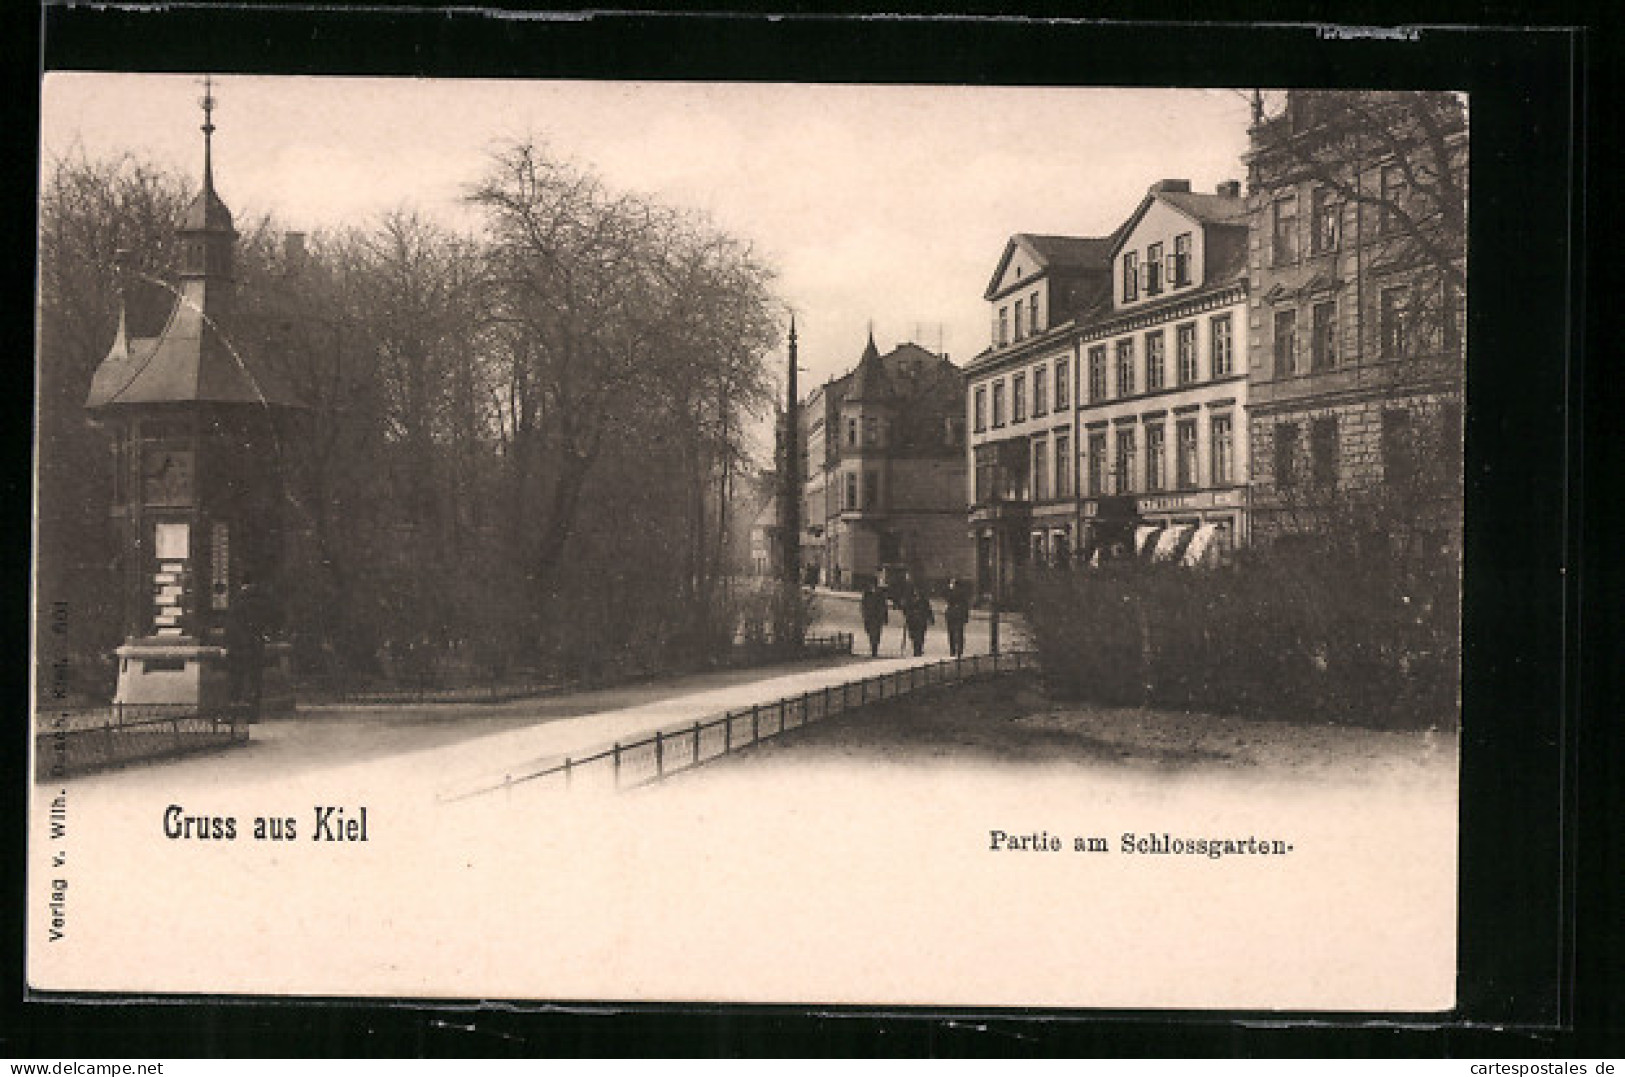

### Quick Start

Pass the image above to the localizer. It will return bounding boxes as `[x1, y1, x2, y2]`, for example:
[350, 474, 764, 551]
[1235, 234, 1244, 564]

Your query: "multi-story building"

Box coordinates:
[1075, 179, 1251, 562]
[801, 335, 971, 591]
[966, 233, 1117, 598]
[1242, 90, 1467, 554]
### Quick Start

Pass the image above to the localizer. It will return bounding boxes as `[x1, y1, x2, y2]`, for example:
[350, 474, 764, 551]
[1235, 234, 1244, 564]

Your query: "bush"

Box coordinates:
[1025, 544, 1459, 729]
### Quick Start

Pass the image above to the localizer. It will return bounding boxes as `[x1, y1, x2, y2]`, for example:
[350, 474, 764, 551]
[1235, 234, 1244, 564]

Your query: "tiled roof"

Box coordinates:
[1017, 233, 1117, 270]
[1157, 190, 1250, 225]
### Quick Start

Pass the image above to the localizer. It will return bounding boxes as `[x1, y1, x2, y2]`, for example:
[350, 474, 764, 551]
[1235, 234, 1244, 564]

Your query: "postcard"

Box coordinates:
[31, 72, 1464, 1010]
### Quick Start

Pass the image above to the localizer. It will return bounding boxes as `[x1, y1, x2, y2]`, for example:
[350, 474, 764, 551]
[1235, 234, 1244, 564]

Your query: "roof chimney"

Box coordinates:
[1216, 180, 1242, 198]
[1150, 178, 1192, 194]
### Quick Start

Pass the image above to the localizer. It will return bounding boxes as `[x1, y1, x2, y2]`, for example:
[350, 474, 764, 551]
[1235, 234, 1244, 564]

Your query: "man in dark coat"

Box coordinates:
[903, 586, 935, 657]
[859, 582, 889, 658]
[944, 577, 972, 658]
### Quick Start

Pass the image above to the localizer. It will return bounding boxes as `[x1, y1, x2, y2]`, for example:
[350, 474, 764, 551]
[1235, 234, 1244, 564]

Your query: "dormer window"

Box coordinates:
[1146, 243, 1164, 295]
[1173, 233, 1192, 286]
[998, 306, 1009, 346]
[1123, 250, 1139, 302]
[1029, 293, 1042, 334]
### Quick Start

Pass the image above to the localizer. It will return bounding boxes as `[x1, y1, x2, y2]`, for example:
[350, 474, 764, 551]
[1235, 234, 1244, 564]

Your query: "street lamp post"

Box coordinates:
[779, 315, 802, 644]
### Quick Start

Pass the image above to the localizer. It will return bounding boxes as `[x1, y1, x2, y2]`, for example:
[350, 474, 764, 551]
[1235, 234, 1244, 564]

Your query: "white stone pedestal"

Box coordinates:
[113, 638, 230, 709]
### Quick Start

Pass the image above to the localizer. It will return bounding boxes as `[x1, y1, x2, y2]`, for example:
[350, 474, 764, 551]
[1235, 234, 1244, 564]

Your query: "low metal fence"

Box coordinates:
[453, 649, 1038, 800]
[34, 710, 248, 780]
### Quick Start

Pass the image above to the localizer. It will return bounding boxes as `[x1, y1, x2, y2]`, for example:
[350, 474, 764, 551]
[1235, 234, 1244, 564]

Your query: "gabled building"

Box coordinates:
[802, 335, 970, 591]
[1074, 179, 1251, 561]
[966, 232, 1116, 597]
[1243, 90, 1467, 555]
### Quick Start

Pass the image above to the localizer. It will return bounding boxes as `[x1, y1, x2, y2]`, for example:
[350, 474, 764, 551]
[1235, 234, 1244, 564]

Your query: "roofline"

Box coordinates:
[1105, 192, 1248, 260]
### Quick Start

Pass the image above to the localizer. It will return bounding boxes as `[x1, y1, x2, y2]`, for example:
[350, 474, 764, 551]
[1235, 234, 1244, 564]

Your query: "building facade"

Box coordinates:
[801, 336, 972, 591]
[966, 233, 1116, 598]
[1243, 90, 1467, 554]
[1075, 179, 1251, 562]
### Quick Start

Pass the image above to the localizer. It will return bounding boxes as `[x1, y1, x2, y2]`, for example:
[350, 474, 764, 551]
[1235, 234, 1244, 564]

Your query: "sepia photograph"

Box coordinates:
[30, 70, 1470, 1009]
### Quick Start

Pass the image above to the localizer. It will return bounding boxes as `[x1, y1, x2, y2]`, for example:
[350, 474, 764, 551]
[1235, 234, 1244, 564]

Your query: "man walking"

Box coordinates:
[903, 585, 935, 658]
[859, 581, 889, 658]
[944, 577, 971, 658]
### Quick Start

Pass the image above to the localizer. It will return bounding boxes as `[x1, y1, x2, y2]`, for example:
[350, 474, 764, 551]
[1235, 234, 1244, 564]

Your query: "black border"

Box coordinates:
[9, 5, 1603, 1058]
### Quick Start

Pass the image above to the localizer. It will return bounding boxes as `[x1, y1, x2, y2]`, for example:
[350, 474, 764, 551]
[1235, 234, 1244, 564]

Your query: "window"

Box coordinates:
[1381, 287, 1409, 358]
[1145, 331, 1165, 392]
[1311, 187, 1339, 253]
[1055, 357, 1069, 410]
[1088, 346, 1107, 402]
[973, 387, 986, 432]
[1382, 408, 1415, 487]
[1114, 428, 1136, 495]
[1055, 432, 1071, 498]
[1172, 232, 1192, 286]
[845, 471, 858, 510]
[1115, 339, 1136, 397]
[1029, 293, 1042, 335]
[1379, 164, 1405, 234]
[1273, 194, 1299, 264]
[864, 416, 878, 446]
[1146, 242, 1164, 295]
[1123, 250, 1139, 302]
[1211, 314, 1234, 377]
[998, 306, 1009, 346]
[1145, 423, 1166, 492]
[1033, 436, 1050, 500]
[1311, 300, 1337, 371]
[1176, 323, 1198, 385]
[1273, 308, 1298, 377]
[1014, 300, 1026, 341]
[1176, 419, 1199, 490]
[1087, 432, 1107, 496]
[1310, 417, 1339, 489]
[1013, 373, 1027, 423]
[1274, 422, 1301, 490]
[846, 417, 858, 447]
[992, 380, 1007, 427]
[1210, 414, 1233, 485]
[1032, 364, 1048, 416]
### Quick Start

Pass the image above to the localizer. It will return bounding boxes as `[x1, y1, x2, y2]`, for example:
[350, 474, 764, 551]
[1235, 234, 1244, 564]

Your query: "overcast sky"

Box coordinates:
[41, 73, 1255, 392]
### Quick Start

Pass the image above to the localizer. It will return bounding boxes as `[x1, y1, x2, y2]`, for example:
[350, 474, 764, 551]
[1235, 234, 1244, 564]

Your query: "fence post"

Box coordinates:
[801, 691, 809, 728]
[693, 721, 701, 764]
[824, 684, 831, 720]
[751, 704, 759, 743]
[724, 712, 732, 753]
[655, 730, 664, 778]
[563, 757, 572, 789]
[613, 743, 622, 788]
[861, 677, 867, 704]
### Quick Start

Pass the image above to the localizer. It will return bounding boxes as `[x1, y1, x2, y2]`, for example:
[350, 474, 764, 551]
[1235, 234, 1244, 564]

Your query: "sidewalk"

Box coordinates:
[320, 651, 956, 802]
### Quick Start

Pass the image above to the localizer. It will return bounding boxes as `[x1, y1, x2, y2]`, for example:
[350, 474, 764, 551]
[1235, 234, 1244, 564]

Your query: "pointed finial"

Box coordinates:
[108, 248, 134, 359]
[198, 74, 217, 189]
[789, 313, 797, 347]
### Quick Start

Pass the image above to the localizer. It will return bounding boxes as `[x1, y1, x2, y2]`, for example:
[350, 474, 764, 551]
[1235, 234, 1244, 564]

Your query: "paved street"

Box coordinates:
[54, 647, 968, 801]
